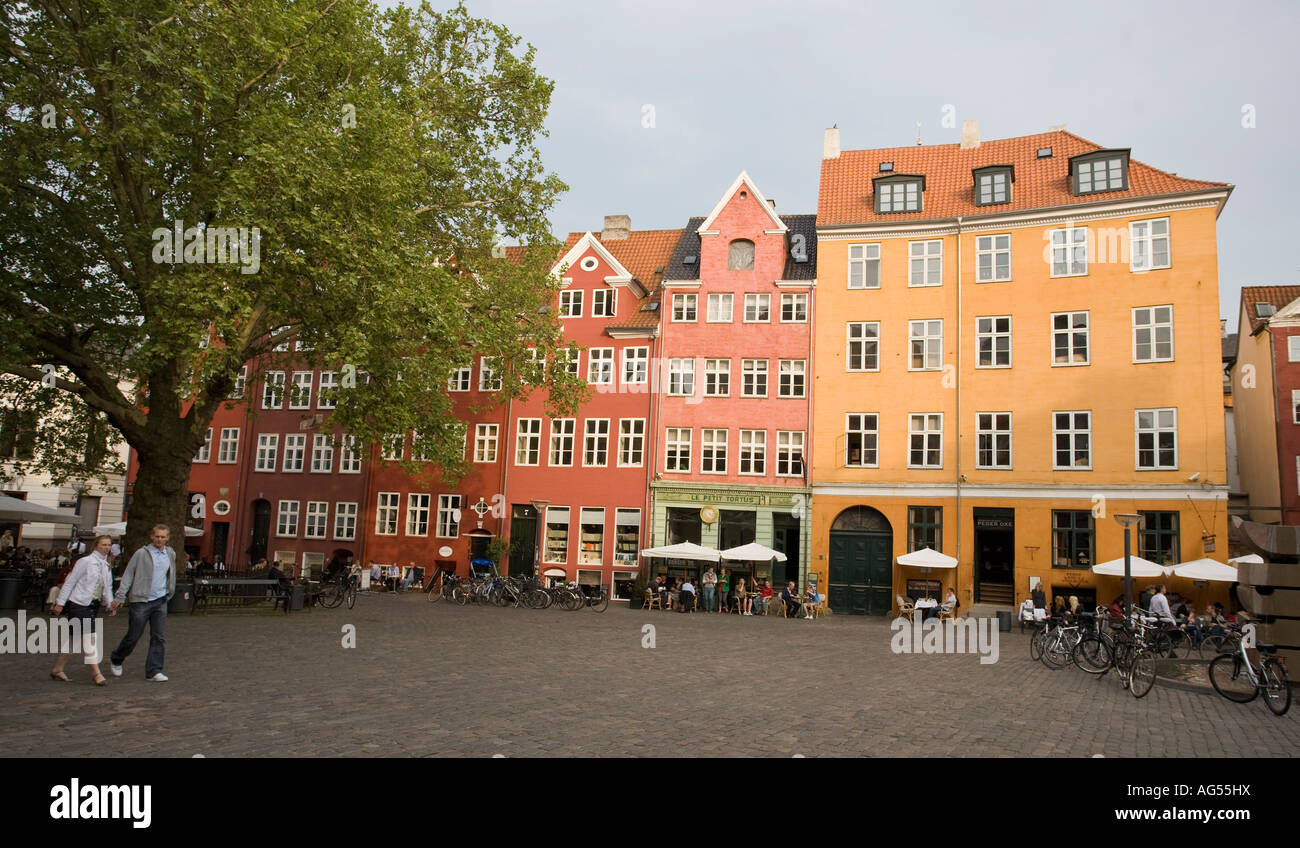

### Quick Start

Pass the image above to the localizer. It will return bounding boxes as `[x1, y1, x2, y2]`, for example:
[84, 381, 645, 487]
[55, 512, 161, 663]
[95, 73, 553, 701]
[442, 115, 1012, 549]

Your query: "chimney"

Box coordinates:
[1221, 319, 1228, 338]
[767, 199, 776, 210]
[823, 125, 840, 160]
[601, 214, 631, 241]
[960, 119, 980, 149]
[1049, 123, 1066, 132]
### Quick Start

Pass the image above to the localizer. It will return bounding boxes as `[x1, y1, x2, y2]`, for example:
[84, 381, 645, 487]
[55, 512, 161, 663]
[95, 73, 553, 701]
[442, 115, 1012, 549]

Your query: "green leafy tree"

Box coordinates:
[0, 0, 580, 556]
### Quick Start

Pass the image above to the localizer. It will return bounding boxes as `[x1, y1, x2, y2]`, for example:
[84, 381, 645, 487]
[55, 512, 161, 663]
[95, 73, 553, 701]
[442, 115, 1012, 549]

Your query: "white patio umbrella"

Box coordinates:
[1227, 554, 1264, 565]
[0, 494, 79, 524]
[895, 547, 958, 568]
[1170, 558, 1237, 582]
[93, 521, 203, 538]
[638, 541, 721, 562]
[719, 542, 788, 562]
[1090, 556, 1168, 578]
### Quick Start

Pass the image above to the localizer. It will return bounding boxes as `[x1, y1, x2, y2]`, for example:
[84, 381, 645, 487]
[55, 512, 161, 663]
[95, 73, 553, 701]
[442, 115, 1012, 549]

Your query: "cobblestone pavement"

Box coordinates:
[1, 598, 1297, 757]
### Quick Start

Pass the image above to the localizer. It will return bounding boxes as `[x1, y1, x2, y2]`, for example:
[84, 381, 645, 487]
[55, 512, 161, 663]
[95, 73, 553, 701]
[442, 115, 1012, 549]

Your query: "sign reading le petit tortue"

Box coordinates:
[669, 490, 798, 507]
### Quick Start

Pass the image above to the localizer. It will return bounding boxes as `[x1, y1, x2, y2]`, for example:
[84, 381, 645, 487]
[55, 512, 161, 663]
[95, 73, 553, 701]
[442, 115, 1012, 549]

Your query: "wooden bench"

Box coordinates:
[192, 577, 294, 613]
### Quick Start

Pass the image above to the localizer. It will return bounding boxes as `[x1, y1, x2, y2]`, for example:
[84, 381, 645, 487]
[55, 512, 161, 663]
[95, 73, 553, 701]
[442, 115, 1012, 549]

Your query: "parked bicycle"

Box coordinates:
[1208, 636, 1291, 716]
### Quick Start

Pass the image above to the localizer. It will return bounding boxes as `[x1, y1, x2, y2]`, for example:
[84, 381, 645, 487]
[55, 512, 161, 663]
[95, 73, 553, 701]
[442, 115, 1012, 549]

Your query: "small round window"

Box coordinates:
[580, 256, 599, 272]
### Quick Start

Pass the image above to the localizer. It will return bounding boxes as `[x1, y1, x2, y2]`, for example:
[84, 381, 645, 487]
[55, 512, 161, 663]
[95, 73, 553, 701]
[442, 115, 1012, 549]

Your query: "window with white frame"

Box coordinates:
[475, 423, 499, 463]
[262, 371, 285, 409]
[559, 289, 583, 318]
[1049, 227, 1088, 277]
[739, 429, 766, 475]
[381, 433, 403, 461]
[230, 366, 246, 399]
[909, 320, 943, 371]
[276, 500, 300, 537]
[669, 358, 695, 396]
[194, 428, 212, 463]
[780, 293, 808, 322]
[704, 358, 730, 396]
[255, 434, 278, 472]
[1133, 305, 1173, 362]
[525, 348, 545, 384]
[339, 434, 361, 473]
[310, 434, 332, 473]
[908, 240, 942, 286]
[305, 501, 328, 539]
[1130, 218, 1170, 271]
[707, 293, 733, 323]
[411, 432, 430, 462]
[1052, 312, 1090, 366]
[877, 178, 921, 212]
[1136, 408, 1178, 469]
[701, 428, 727, 473]
[479, 357, 501, 391]
[289, 371, 312, 409]
[1073, 152, 1128, 194]
[516, 419, 541, 466]
[744, 293, 770, 322]
[1053, 411, 1092, 469]
[583, 419, 609, 467]
[375, 492, 399, 535]
[1289, 336, 1300, 363]
[976, 316, 1012, 368]
[976, 234, 1011, 282]
[623, 347, 648, 384]
[544, 506, 570, 563]
[618, 419, 645, 467]
[578, 507, 605, 565]
[218, 428, 239, 464]
[846, 413, 878, 467]
[742, 359, 768, 397]
[976, 412, 1012, 469]
[557, 348, 580, 378]
[436, 495, 461, 538]
[847, 322, 880, 371]
[777, 430, 804, 476]
[672, 293, 697, 322]
[1293, 390, 1300, 425]
[665, 427, 691, 472]
[282, 434, 305, 472]
[908, 414, 943, 468]
[334, 502, 357, 541]
[448, 367, 471, 392]
[318, 371, 338, 408]
[848, 243, 881, 289]
[778, 359, 806, 397]
[588, 348, 614, 385]
[406, 493, 431, 536]
[549, 419, 575, 466]
[593, 288, 616, 317]
[614, 509, 640, 568]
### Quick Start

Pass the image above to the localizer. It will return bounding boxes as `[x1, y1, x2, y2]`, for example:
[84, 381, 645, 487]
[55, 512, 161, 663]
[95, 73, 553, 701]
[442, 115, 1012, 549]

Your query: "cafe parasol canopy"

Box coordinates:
[93, 522, 202, 538]
[895, 547, 958, 569]
[0, 494, 78, 524]
[1227, 554, 1264, 565]
[719, 542, 787, 562]
[1090, 556, 1168, 578]
[1170, 558, 1237, 582]
[639, 542, 721, 562]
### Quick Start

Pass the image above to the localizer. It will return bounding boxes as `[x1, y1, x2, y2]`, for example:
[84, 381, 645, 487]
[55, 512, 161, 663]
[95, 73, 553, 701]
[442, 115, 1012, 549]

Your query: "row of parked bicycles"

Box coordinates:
[1029, 607, 1291, 714]
[425, 571, 609, 612]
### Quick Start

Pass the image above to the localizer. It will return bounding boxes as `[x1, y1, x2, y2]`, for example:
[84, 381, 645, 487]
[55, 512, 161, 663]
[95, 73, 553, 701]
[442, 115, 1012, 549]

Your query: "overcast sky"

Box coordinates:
[386, 0, 1299, 328]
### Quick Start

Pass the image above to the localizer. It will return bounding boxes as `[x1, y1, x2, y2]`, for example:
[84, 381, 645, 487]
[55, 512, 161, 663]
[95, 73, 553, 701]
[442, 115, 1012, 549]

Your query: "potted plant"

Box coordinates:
[629, 571, 648, 609]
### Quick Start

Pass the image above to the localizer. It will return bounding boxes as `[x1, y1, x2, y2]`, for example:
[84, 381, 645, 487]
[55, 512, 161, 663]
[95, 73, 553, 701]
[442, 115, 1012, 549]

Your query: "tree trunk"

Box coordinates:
[122, 430, 195, 566]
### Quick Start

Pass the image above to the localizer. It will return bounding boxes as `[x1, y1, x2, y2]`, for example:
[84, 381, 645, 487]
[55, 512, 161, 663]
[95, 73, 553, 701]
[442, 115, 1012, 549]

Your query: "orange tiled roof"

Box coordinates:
[1240, 285, 1300, 334]
[817, 129, 1229, 228]
[561, 228, 682, 330]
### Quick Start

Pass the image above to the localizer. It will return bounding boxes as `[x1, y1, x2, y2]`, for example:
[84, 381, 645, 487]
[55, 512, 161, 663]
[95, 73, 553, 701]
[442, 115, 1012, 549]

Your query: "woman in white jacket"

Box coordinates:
[50, 535, 118, 685]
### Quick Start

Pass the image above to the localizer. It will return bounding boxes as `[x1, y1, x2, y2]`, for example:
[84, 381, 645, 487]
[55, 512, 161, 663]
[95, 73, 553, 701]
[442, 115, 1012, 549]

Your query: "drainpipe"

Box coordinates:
[501, 396, 512, 564]
[804, 278, 816, 591]
[647, 326, 662, 547]
[955, 216, 964, 602]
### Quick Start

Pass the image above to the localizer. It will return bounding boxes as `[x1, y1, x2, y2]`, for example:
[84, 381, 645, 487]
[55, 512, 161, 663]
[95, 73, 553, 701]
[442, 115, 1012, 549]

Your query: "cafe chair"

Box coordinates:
[896, 595, 915, 619]
[938, 604, 956, 623]
[645, 589, 663, 611]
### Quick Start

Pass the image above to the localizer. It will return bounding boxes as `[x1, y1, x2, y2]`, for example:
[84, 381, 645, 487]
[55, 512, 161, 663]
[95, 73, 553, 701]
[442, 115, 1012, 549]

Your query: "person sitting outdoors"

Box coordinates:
[267, 559, 293, 613]
[801, 585, 819, 619]
[1148, 584, 1176, 624]
[736, 577, 752, 615]
[400, 560, 420, 592]
[1184, 609, 1203, 648]
[756, 580, 773, 614]
[678, 578, 695, 612]
[780, 581, 801, 618]
[941, 587, 958, 615]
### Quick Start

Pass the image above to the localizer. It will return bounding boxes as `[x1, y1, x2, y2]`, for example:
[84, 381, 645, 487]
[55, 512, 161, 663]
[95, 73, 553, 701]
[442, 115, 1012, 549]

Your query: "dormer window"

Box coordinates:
[973, 165, 1014, 206]
[874, 175, 924, 213]
[1070, 149, 1130, 195]
[1256, 303, 1278, 319]
[728, 239, 755, 270]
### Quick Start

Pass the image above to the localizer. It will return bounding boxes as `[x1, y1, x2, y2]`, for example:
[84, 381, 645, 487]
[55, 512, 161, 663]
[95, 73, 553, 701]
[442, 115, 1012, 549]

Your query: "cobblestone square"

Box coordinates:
[1, 599, 1296, 757]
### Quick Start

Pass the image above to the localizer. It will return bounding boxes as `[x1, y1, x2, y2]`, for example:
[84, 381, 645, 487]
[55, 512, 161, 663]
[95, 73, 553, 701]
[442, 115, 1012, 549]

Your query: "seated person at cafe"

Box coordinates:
[736, 577, 750, 615]
[781, 581, 801, 618]
[678, 578, 695, 612]
[941, 587, 958, 613]
[652, 575, 668, 606]
[267, 559, 293, 612]
[756, 580, 773, 613]
[369, 561, 382, 585]
[801, 586, 819, 619]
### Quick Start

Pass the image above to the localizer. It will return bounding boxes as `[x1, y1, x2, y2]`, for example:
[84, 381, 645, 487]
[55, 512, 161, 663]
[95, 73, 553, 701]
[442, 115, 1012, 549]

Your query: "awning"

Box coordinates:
[639, 542, 721, 562]
[1090, 556, 1168, 577]
[93, 522, 203, 538]
[542, 568, 567, 578]
[895, 547, 958, 569]
[1227, 554, 1263, 565]
[720, 542, 787, 562]
[0, 494, 79, 524]
[1170, 558, 1237, 582]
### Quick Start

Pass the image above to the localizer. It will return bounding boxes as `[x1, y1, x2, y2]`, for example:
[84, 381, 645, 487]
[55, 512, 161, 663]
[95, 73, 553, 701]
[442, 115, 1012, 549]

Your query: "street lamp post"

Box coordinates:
[530, 499, 549, 580]
[1114, 513, 1142, 618]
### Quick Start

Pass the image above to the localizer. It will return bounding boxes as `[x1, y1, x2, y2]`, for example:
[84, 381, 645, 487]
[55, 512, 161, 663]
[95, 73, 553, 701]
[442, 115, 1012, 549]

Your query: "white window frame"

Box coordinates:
[908, 240, 943, 287]
[474, 423, 499, 463]
[741, 358, 768, 398]
[339, 434, 361, 473]
[375, 492, 399, 535]
[406, 493, 431, 537]
[977, 171, 1010, 205]
[559, 289, 583, 318]
[549, 418, 575, 467]
[778, 359, 806, 398]
[780, 293, 808, 323]
[1129, 218, 1171, 272]
[381, 433, 404, 462]
[1289, 337, 1300, 363]
[479, 357, 501, 391]
[516, 418, 541, 466]
[255, 433, 279, 472]
[845, 413, 879, 468]
[333, 502, 358, 541]
[976, 412, 1013, 470]
[623, 347, 649, 384]
[744, 293, 771, 322]
[704, 358, 730, 397]
[707, 293, 734, 323]
[543, 506, 570, 564]
[262, 371, 285, 409]
[1051, 311, 1090, 367]
[304, 501, 329, 540]
[975, 234, 1012, 283]
[282, 433, 306, 473]
[701, 428, 727, 474]
[672, 293, 697, 323]
[1132, 305, 1174, 363]
[908, 413, 944, 469]
[218, 428, 239, 464]
[668, 358, 695, 396]
[592, 288, 617, 318]
[776, 430, 804, 477]
[194, 428, 212, 463]
[848, 243, 881, 290]
[588, 348, 614, 385]
[230, 366, 247, 399]
[665, 427, 692, 473]
[909, 320, 943, 371]
[1049, 227, 1089, 278]
[583, 418, 610, 467]
[739, 429, 767, 475]
[448, 367, 471, 392]
[276, 500, 300, 538]
[618, 418, 645, 467]
[1053, 410, 1093, 471]
[318, 371, 338, 408]
[436, 495, 461, 538]
[847, 322, 880, 372]
[1293, 390, 1300, 425]
[976, 316, 1012, 369]
[289, 371, 313, 409]
[1135, 408, 1178, 470]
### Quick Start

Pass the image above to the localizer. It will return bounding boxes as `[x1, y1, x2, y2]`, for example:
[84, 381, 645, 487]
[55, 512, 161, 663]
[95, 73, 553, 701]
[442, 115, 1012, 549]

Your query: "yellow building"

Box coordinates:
[811, 123, 1232, 615]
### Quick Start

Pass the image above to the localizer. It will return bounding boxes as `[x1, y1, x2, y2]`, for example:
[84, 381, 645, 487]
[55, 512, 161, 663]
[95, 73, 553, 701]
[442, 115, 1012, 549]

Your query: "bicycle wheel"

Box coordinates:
[1261, 660, 1292, 716]
[453, 584, 471, 606]
[1149, 630, 1174, 659]
[427, 575, 443, 603]
[1073, 634, 1112, 674]
[345, 584, 357, 609]
[1042, 635, 1069, 670]
[565, 590, 585, 611]
[318, 583, 341, 609]
[1029, 627, 1046, 662]
[1129, 650, 1157, 698]
[589, 588, 609, 613]
[1208, 653, 1258, 703]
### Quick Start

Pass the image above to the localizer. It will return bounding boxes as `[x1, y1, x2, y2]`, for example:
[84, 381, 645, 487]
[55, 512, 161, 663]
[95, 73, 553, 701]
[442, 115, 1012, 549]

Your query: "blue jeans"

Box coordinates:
[702, 585, 715, 612]
[111, 596, 167, 678]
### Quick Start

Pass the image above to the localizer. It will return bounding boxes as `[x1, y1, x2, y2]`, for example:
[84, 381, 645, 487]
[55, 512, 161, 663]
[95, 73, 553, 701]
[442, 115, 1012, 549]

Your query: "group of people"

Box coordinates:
[649, 571, 822, 618]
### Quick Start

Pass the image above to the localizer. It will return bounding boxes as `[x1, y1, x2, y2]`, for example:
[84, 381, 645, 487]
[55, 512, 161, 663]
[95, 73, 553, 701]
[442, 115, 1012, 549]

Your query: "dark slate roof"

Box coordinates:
[1222, 333, 1238, 363]
[661, 214, 818, 281]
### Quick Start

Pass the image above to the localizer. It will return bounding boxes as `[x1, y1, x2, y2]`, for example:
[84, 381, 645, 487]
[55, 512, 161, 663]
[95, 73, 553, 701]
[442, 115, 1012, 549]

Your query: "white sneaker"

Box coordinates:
[149, 672, 168, 682]
[110, 664, 122, 677]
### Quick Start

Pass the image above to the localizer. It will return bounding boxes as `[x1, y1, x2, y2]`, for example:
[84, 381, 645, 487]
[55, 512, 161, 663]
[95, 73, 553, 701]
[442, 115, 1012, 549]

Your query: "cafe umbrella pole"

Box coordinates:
[1114, 514, 1142, 618]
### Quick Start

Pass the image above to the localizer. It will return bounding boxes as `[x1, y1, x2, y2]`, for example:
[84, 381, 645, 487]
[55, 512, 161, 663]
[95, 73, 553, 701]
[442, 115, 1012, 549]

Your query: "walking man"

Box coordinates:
[109, 524, 176, 681]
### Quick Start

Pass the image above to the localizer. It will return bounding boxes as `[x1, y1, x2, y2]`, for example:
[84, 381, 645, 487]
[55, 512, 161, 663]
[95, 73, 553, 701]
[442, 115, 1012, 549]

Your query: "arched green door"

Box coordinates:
[828, 506, 893, 615]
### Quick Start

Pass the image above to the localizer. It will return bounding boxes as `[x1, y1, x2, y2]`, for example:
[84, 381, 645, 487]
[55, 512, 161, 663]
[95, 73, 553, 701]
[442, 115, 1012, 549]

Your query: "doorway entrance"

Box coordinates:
[827, 506, 893, 615]
[772, 513, 800, 587]
[249, 499, 271, 563]
[973, 508, 1014, 605]
[508, 505, 538, 576]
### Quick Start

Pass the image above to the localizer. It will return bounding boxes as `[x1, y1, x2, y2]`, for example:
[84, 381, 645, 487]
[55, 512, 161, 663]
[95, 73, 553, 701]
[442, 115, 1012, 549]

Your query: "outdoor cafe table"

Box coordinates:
[914, 597, 939, 620]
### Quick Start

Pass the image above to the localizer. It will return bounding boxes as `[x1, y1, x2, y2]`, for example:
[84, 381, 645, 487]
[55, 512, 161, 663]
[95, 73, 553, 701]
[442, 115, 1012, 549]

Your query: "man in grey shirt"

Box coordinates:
[109, 524, 176, 681]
